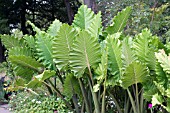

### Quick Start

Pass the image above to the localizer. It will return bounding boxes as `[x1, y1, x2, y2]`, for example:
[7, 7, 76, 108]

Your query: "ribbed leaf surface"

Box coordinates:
[47, 19, 62, 37]
[122, 37, 135, 68]
[95, 41, 108, 81]
[122, 61, 149, 89]
[63, 74, 80, 99]
[106, 6, 131, 34]
[35, 32, 53, 69]
[0, 35, 21, 49]
[107, 34, 122, 82]
[155, 50, 170, 74]
[9, 55, 43, 72]
[8, 47, 32, 57]
[53, 24, 77, 70]
[72, 5, 94, 30]
[87, 12, 102, 38]
[23, 35, 36, 51]
[27, 70, 55, 88]
[133, 29, 156, 70]
[70, 30, 101, 77]
[156, 62, 169, 89]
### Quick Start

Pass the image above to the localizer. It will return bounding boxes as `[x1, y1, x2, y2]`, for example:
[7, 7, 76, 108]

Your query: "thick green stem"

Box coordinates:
[127, 88, 137, 113]
[72, 94, 80, 113]
[87, 77, 100, 113]
[135, 83, 140, 113]
[108, 91, 122, 113]
[78, 79, 91, 113]
[43, 81, 73, 111]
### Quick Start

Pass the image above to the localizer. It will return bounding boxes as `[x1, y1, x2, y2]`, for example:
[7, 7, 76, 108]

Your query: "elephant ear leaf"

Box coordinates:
[70, 30, 101, 77]
[73, 5, 94, 30]
[87, 12, 102, 39]
[122, 61, 149, 89]
[47, 19, 62, 37]
[0, 35, 22, 49]
[155, 50, 170, 74]
[133, 29, 156, 70]
[106, 34, 122, 85]
[106, 6, 131, 35]
[35, 32, 53, 69]
[9, 55, 43, 73]
[63, 74, 80, 99]
[53, 24, 77, 70]
[27, 70, 55, 88]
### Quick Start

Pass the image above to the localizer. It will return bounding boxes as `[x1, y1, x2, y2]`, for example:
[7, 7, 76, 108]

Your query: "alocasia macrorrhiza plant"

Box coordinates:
[0, 4, 168, 113]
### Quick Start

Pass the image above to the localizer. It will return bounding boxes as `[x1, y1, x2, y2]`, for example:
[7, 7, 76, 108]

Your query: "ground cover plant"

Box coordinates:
[0, 4, 170, 113]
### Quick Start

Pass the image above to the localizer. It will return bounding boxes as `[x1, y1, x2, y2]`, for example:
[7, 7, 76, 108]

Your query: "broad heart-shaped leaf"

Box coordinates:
[72, 5, 94, 30]
[70, 30, 101, 77]
[35, 32, 53, 69]
[53, 24, 77, 70]
[27, 70, 55, 88]
[13, 66, 34, 81]
[47, 19, 62, 37]
[122, 37, 135, 68]
[156, 62, 169, 89]
[107, 34, 122, 84]
[106, 6, 131, 35]
[133, 29, 156, 71]
[121, 61, 149, 89]
[35, 70, 55, 81]
[8, 47, 32, 57]
[95, 41, 108, 81]
[0, 35, 22, 49]
[63, 74, 80, 99]
[155, 50, 170, 74]
[9, 55, 43, 73]
[23, 35, 36, 51]
[87, 12, 102, 39]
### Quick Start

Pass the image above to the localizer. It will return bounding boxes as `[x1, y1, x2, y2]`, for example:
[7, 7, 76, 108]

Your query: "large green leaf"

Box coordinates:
[27, 70, 55, 88]
[87, 12, 102, 39]
[122, 37, 135, 68]
[35, 32, 53, 69]
[23, 35, 36, 51]
[0, 35, 22, 49]
[133, 29, 156, 70]
[47, 19, 62, 37]
[106, 6, 131, 35]
[95, 41, 108, 81]
[72, 5, 94, 30]
[53, 24, 77, 70]
[70, 30, 101, 77]
[9, 55, 43, 73]
[63, 74, 80, 99]
[13, 66, 34, 81]
[121, 61, 149, 89]
[8, 47, 32, 57]
[107, 34, 122, 83]
[156, 62, 169, 89]
[155, 50, 170, 74]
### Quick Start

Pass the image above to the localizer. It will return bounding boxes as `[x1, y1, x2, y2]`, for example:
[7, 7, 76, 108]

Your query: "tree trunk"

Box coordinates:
[84, 0, 98, 13]
[21, 0, 28, 34]
[0, 40, 5, 63]
[63, 0, 74, 24]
